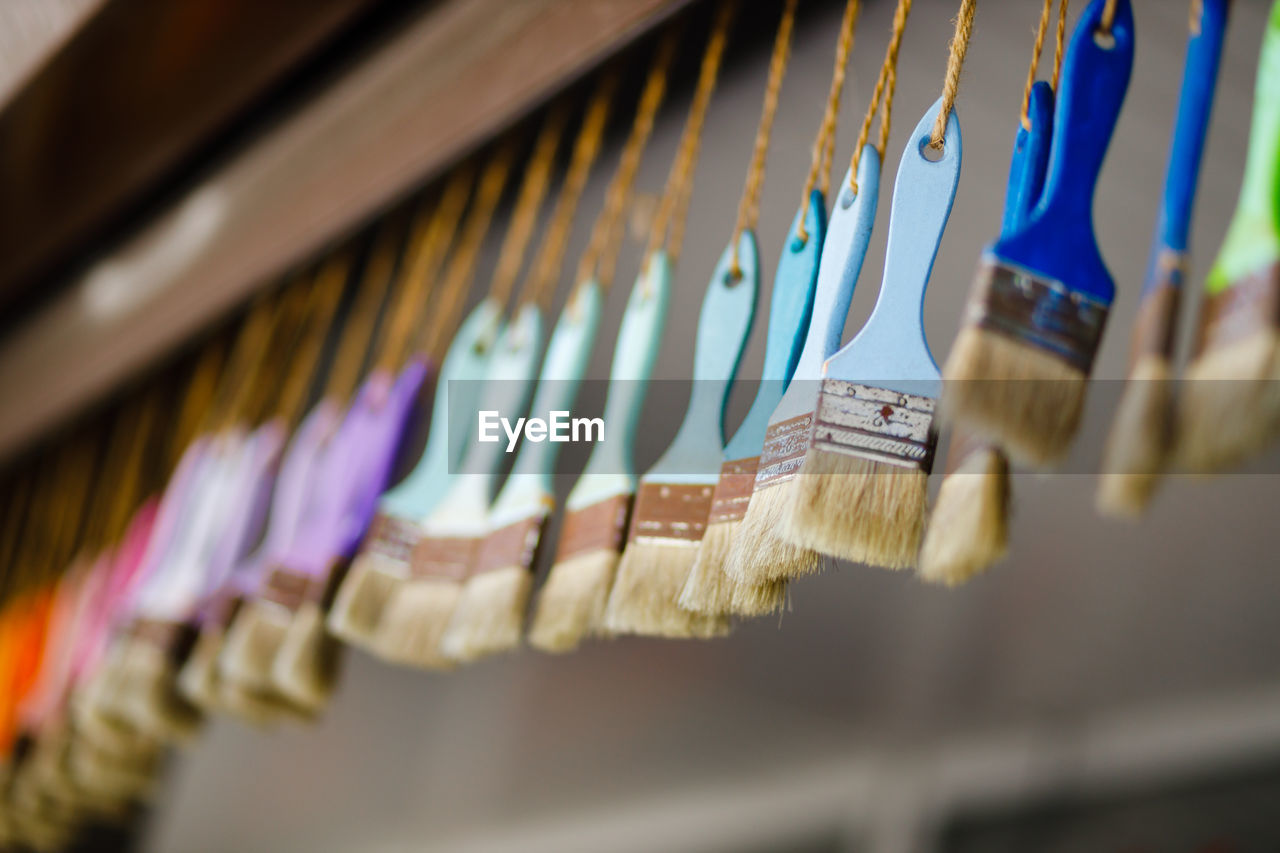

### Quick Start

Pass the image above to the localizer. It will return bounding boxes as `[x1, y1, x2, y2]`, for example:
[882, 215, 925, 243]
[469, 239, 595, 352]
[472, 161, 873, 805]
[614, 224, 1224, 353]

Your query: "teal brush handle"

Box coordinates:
[494, 282, 604, 510]
[723, 194, 826, 461]
[459, 303, 544, 480]
[826, 98, 962, 398]
[791, 149, 882, 382]
[378, 299, 502, 520]
[566, 253, 672, 509]
[647, 232, 759, 482]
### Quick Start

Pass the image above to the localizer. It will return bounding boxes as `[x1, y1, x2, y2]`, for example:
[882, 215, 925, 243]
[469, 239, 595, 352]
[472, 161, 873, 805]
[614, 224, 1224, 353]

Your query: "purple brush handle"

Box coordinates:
[122, 437, 211, 616]
[286, 360, 428, 575]
[198, 421, 285, 603]
[223, 400, 340, 602]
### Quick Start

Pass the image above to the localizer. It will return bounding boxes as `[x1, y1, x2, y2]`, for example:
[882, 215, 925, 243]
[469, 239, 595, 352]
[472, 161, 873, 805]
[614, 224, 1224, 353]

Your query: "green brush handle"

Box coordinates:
[490, 282, 603, 523]
[378, 299, 502, 520]
[424, 303, 544, 531]
[645, 232, 759, 484]
[1207, 1, 1280, 293]
[565, 252, 672, 510]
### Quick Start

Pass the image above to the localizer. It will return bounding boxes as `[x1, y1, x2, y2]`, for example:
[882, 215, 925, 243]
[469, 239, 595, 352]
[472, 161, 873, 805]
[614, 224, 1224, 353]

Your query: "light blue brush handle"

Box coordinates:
[791, 148, 882, 382]
[827, 98, 961, 397]
[647, 232, 758, 481]
[567, 252, 672, 509]
[499, 282, 603, 498]
[459, 302, 544, 481]
[378, 299, 502, 519]
[723, 194, 826, 461]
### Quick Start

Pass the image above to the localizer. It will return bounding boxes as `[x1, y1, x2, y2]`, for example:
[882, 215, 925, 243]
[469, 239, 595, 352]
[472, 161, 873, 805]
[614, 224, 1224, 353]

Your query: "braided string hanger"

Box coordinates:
[929, 0, 978, 150]
[377, 167, 475, 372]
[168, 336, 228, 468]
[204, 290, 289, 434]
[489, 104, 571, 318]
[850, 0, 912, 194]
[797, 0, 862, 242]
[646, 0, 737, 273]
[577, 32, 677, 297]
[243, 275, 316, 426]
[324, 219, 405, 403]
[1100, 0, 1118, 33]
[421, 143, 518, 358]
[1020, 0, 1069, 130]
[520, 70, 619, 312]
[729, 0, 798, 279]
[272, 251, 354, 427]
[102, 386, 165, 545]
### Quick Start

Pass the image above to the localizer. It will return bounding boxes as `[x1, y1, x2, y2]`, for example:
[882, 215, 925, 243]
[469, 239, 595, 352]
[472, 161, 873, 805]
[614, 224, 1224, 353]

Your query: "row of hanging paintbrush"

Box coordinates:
[4, 3, 1280, 839]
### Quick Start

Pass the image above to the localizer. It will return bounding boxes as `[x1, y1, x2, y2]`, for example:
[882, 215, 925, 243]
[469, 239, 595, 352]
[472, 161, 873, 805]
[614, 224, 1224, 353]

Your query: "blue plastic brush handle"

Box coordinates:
[993, 0, 1135, 305]
[1140, 0, 1228, 297]
[648, 232, 759, 480]
[722, 193, 826, 461]
[1002, 81, 1054, 238]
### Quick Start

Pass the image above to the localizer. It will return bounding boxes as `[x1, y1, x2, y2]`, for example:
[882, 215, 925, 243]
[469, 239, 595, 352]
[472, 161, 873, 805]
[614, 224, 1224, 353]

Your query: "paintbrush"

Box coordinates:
[943, 0, 1134, 468]
[326, 169, 482, 648]
[919, 76, 1055, 585]
[604, 234, 758, 638]
[1099, 0, 1228, 512]
[373, 306, 544, 667]
[724, 0, 913, 589]
[785, 98, 961, 569]
[679, 195, 824, 616]
[441, 285, 601, 662]
[1176, 2, 1280, 473]
[526, 255, 671, 652]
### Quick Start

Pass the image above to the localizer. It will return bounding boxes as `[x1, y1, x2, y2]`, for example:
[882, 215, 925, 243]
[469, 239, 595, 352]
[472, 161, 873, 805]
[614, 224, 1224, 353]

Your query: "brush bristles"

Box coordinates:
[677, 520, 786, 617]
[725, 481, 822, 585]
[370, 577, 461, 669]
[440, 567, 533, 662]
[218, 600, 289, 693]
[527, 549, 619, 653]
[603, 542, 730, 638]
[326, 552, 405, 648]
[787, 453, 929, 570]
[271, 602, 339, 712]
[176, 628, 224, 710]
[918, 446, 1010, 586]
[117, 638, 202, 742]
[1097, 356, 1174, 517]
[943, 327, 1088, 467]
[1175, 331, 1278, 473]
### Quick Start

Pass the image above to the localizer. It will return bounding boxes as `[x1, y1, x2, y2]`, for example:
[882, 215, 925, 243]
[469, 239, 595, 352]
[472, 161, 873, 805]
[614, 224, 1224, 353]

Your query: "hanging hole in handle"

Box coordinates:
[839, 185, 857, 210]
[919, 137, 945, 162]
[723, 266, 745, 287]
[1093, 28, 1116, 49]
[789, 232, 808, 253]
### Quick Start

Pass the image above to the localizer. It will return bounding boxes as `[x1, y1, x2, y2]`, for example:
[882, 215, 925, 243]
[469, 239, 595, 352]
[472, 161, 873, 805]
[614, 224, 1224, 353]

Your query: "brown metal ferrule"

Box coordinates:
[554, 493, 632, 562]
[754, 413, 812, 491]
[472, 513, 548, 576]
[1195, 261, 1280, 356]
[360, 512, 423, 565]
[625, 481, 713, 546]
[811, 380, 938, 473]
[1129, 250, 1185, 365]
[259, 566, 329, 613]
[129, 618, 198, 665]
[409, 535, 478, 582]
[968, 258, 1110, 373]
[706, 457, 759, 525]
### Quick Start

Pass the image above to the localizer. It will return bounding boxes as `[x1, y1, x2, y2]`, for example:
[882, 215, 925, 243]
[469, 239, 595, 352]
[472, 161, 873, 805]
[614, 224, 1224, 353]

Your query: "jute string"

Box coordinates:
[1020, 0, 1069, 130]
[797, 0, 861, 241]
[578, 30, 678, 294]
[324, 221, 403, 403]
[729, 0, 796, 277]
[273, 252, 353, 426]
[929, 0, 978, 150]
[646, 0, 736, 272]
[850, 0, 912, 194]
[520, 71, 618, 312]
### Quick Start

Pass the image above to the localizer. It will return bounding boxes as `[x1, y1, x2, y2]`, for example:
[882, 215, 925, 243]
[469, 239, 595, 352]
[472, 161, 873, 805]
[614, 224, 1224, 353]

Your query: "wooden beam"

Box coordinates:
[0, 0, 688, 462]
